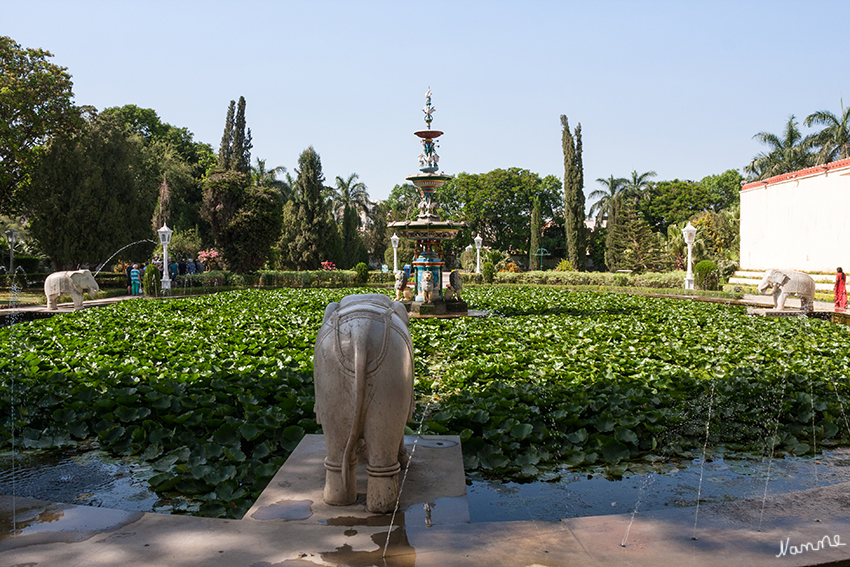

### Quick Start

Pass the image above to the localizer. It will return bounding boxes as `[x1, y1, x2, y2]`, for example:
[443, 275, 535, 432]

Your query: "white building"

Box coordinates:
[740, 158, 850, 272]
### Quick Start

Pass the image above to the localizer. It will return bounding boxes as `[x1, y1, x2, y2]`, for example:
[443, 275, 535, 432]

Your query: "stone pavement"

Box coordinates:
[4, 434, 850, 566]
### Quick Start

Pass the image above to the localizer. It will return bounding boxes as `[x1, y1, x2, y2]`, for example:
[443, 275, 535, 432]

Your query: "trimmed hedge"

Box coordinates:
[492, 270, 687, 289]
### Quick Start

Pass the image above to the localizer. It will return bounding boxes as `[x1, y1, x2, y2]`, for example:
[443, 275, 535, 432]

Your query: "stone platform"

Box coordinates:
[4, 435, 850, 566]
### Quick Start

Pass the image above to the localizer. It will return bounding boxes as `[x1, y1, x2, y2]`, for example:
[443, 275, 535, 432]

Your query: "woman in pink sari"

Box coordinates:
[835, 267, 847, 310]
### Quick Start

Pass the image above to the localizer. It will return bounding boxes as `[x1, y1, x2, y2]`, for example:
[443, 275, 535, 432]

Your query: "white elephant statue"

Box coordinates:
[313, 293, 415, 513]
[44, 270, 100, 310]
[757, 269, 815, 311]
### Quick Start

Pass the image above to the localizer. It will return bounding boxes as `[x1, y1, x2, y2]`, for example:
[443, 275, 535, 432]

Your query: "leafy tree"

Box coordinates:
[745, 115, 814, 180]
[102, 104, 215, 236]
[805, 99, 850, 164]
[27, 111, 158, 270]
[0, 36, 78, 214]
[200, 168, 281, 272]
[438, 168, 562, 256]
[561, 115, 586, 269]
[332, 173, 370, 222]
[640, 179, 709, 232]
[385, 183, 421, 222]
[529, 196, 541, 270]
[288, 147, 334, 270]
[699, 169, 742, 212]
[225, 185, 282, 272]
[691, 205, 740, 262]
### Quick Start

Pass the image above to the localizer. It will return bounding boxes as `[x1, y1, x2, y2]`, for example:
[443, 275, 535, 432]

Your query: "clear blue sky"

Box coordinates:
[4, 1, 848, 204]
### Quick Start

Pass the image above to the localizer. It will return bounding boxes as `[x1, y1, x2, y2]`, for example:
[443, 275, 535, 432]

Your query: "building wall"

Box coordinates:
[740, 159, 850, 272]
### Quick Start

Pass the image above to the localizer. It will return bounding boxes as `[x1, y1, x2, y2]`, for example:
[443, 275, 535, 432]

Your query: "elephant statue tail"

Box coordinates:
[340, 313, 378, 494]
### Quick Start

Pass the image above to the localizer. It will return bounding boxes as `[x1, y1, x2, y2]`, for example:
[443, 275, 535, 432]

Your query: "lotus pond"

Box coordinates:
[1, 286, 850, 518]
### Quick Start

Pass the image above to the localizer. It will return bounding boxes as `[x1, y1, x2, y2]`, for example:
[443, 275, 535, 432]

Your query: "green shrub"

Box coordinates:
[694, 260, 720, 291]
[614, 273, 630, 287]
[354, 262, 369, 284]
[143, 264, 162, 297]
[482, 262, 495, 283]
[554, 259, 574, 272]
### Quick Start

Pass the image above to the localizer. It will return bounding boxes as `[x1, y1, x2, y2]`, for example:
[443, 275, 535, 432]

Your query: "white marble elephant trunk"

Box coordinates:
[313, 294, 415, 514]
[44, 269, 100, 310]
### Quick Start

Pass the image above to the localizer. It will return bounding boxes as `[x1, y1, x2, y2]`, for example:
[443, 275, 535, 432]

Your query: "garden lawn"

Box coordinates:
[1, 286, 850, 516]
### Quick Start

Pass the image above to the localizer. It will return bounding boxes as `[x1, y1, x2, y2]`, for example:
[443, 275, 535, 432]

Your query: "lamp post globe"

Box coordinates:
[5, 229, 18, 276]
[682, 222, 696, 290]
[157, 224, 174, 290]
[391, 233, 400, 272]
[474, 233, 483, 274]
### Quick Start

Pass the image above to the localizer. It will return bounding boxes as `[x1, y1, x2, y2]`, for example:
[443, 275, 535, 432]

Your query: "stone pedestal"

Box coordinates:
[244, 434, 469, 525]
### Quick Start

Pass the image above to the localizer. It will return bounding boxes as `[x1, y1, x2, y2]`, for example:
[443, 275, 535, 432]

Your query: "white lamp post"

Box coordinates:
[157, 224, 173, 290]
[391, 233, 400, 272]
[5, 229, 18, 275]
[682, 222, 696, 290]
[474, 233, 483, 274]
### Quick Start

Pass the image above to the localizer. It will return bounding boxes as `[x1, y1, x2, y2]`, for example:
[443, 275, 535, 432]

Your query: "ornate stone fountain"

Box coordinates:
[389, 89, 467, 315]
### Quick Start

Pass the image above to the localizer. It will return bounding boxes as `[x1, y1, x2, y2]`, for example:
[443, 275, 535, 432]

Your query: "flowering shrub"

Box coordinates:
[198, 249, 222, 270]
[321, 261, 336, 271]
[499, 262, 520, 273]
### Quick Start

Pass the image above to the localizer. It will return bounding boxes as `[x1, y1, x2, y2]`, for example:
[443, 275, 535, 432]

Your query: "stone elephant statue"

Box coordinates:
[44, 270, 100, 310]
[757, 269, 815, 311]
[313, 293, 415, 513]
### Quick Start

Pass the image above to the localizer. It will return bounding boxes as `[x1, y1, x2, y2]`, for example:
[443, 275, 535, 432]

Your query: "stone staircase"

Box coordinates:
[729, 270, 835, 292]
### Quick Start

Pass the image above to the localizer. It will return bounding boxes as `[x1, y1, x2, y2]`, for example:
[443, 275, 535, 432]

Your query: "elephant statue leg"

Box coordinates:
[71, 290, 83, 309]
[322, 410, 357, 506]
[46, 294, 58, 310]
[364, 422, 405, 514]
[777, 291, 789, 309]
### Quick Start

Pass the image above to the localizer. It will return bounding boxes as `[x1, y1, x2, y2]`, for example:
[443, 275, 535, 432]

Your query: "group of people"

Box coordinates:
[124, 257, 205, 295]
[167, 258, 204, 280]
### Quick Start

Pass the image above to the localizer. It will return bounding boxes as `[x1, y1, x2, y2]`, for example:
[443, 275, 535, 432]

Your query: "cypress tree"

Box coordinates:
[340, 202, 368, 269]
[529, 196, 541, 270]
[288, 147, 332, 270]
[561, 115, 587, 270]
[232, 96, 252, 175]
[218, 100, 235, 169]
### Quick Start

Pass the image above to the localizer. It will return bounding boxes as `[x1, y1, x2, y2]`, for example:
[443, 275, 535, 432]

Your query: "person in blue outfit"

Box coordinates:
[130, 264, 142, 295]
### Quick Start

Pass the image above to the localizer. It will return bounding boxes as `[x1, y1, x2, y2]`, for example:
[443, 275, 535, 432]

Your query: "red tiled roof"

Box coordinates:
[741, 158, 850, 191]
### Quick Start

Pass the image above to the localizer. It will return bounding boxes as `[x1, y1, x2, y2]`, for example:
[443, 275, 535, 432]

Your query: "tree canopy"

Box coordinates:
[438, 167, 563, 255]
[27, 110, 158, 270]
[0, 36, 78, 214]
[805, 100, 850, 164]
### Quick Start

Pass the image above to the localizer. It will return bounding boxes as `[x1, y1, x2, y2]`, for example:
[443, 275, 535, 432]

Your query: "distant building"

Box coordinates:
[740, 158, 850, 272]
[584, 218, 606, 231]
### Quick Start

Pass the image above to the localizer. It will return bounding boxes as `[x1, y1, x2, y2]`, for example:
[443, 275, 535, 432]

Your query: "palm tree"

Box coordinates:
[588, 175, 627, 224]
[332, 173, 370, 222]
[805, 99, 850, 164]
[745, 115, 815, 180]
[251, 158, 292, 202]
[621, 170, 657, 203]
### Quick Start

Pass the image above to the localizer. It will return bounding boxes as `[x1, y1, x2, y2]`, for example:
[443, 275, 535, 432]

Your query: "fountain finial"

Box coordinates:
[422, 87, 435, 129]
